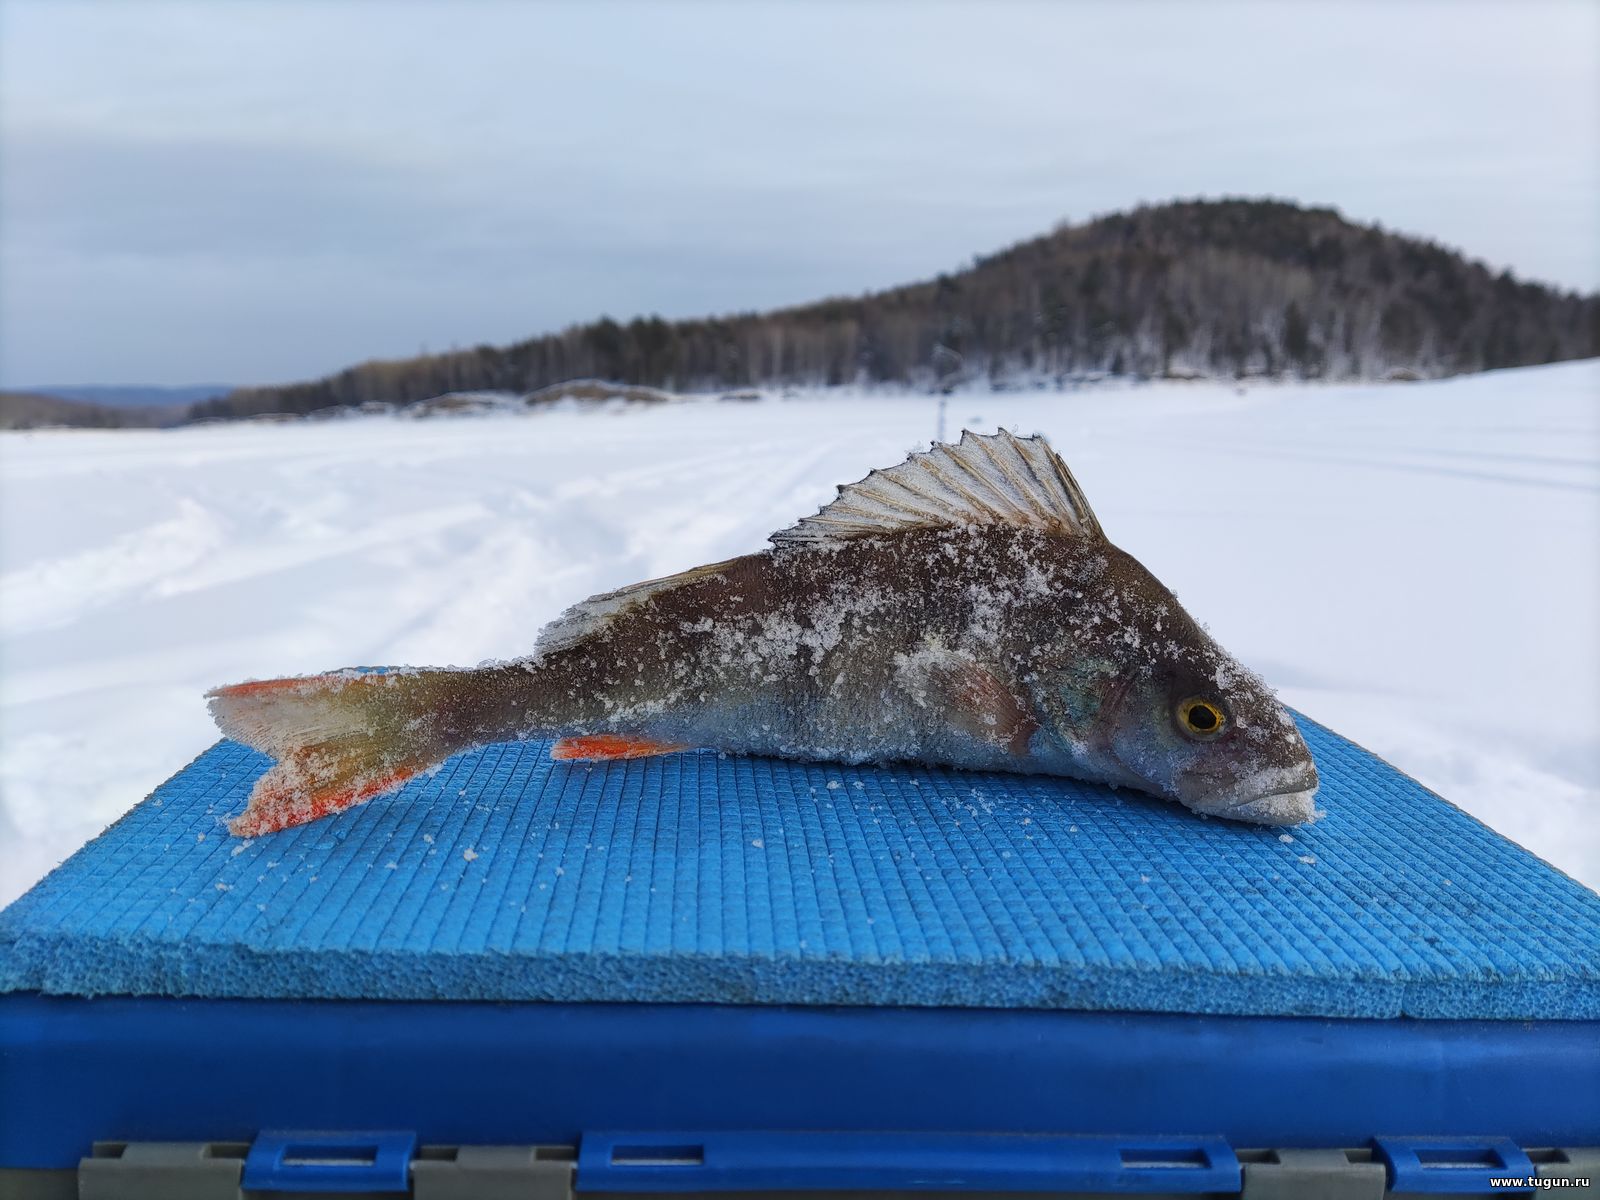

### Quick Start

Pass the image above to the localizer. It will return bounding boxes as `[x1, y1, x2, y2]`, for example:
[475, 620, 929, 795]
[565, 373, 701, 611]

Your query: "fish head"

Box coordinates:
[1097, 651, 1320, 825]
[1025, 545, 1319, 826]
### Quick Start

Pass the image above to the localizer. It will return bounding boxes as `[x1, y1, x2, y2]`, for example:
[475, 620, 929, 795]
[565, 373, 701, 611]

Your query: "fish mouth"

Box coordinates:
[1215, 784, 1319, 826]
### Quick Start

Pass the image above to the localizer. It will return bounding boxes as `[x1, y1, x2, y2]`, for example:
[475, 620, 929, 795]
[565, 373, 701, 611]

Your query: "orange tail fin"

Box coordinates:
[207, 670, 463, 836]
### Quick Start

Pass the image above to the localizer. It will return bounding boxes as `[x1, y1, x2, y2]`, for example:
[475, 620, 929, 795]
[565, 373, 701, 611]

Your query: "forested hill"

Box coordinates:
[201, 199, 1599, 419]
[0, 391, 183, 430]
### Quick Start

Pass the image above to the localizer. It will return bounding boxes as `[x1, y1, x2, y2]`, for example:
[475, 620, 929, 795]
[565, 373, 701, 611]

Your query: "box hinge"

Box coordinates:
[79, 1140, 248, 1200]
[1238, 1148, 1386, 1200]
[412, 1145, 576, 1200]
[55, 1140, 579, 1200]
[1526, 1147, 1600, 1195]
[1373, 1135, 1536, 1194]
[42, 1136, 1593, 1200]
[577, 1130, 1240, 1193]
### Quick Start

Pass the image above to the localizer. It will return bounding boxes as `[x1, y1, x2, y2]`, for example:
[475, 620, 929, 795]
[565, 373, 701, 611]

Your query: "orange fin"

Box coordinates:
[551, 734, 691, 762]
[228, 753, 424, 837]
[209, 668, 466, 836]
[212, 675, 329, 698]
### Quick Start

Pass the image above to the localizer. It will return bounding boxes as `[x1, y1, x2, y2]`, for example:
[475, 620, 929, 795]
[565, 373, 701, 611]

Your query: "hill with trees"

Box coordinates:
[196, 198, 1599, 420]
[0, 392, 185, 430]
[25, 384, 232, 409]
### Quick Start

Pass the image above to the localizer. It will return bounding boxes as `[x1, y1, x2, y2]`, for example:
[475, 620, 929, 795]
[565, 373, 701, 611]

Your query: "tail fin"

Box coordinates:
[207, 669, 466, 836]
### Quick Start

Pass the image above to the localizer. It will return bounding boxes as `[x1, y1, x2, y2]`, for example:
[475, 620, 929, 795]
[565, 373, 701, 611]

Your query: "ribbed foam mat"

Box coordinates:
[2, 715, 1596, 1017]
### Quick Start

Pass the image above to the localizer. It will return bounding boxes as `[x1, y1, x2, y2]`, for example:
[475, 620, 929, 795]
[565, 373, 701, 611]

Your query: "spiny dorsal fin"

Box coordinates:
[533, 557, 741, 656]
[771, 429, 1105, 547]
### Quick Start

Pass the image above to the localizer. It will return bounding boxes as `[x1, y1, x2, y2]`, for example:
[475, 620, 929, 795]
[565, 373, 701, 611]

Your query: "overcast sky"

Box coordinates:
[2, 0, 1596, 388]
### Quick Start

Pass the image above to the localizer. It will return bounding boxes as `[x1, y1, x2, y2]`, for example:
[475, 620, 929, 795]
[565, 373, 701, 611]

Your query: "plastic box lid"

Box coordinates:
[2, 713, 1596, 1019]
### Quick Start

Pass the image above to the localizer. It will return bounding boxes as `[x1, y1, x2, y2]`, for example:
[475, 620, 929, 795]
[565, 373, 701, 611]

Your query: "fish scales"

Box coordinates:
[514, 527, 1091, 757]
[209, 431, 1319, 836]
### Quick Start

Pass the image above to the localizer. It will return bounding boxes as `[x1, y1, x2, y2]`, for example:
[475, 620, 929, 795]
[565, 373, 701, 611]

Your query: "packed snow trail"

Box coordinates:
[2, 360, 1596, 902]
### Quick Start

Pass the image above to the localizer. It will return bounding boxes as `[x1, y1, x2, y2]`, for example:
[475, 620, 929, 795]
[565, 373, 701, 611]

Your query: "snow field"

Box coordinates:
[2, 360, 1596, 903]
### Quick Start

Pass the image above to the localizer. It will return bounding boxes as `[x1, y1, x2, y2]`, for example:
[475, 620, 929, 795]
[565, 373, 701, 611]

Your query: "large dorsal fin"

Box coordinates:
[771, 429, 1105, 547]
[533, 557, 741, 656]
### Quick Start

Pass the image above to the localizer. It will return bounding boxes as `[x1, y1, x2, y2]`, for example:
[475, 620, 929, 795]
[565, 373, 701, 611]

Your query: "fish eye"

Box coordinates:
[1176, 696, 1228, 740]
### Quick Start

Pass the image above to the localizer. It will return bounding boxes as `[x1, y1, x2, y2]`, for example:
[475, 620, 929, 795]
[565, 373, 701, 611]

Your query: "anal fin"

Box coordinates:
[551, 734, 692, 762]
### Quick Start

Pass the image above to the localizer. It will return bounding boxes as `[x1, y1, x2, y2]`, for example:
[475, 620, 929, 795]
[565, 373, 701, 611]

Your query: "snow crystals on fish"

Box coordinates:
[208, 430, 1318, 835]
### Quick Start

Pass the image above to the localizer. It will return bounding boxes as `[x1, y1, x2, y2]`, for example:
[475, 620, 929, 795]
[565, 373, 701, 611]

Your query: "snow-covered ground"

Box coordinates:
[2, 361, 1596, 904]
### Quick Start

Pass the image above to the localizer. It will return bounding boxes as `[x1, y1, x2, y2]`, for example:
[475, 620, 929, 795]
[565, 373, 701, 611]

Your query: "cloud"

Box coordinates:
[1, 0, 1595, 385]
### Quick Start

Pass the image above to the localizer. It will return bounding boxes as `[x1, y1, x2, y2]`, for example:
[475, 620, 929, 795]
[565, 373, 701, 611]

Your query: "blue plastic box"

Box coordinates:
[2, 715, 1597, 1193]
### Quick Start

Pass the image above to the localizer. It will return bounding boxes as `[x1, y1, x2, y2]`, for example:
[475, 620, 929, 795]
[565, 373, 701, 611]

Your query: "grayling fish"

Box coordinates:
[210, 431, 1318, 836]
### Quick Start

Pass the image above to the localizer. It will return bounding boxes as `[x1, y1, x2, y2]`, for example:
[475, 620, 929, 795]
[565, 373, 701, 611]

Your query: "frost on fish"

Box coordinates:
[208, 429, 1318, 834]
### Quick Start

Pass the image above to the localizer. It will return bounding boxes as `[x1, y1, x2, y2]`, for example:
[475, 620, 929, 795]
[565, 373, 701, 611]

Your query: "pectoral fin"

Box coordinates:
[898, 648, 1039, 756]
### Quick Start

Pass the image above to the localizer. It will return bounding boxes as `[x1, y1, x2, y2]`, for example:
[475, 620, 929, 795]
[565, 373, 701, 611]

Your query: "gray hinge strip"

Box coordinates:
[80, 1141, 248, 1200]
[68, 1141, 578, 1200]
[413, 1145, 576, 1200]
[1240, 1149, 1386, 1200]
[5, 1140, 1586, 1200]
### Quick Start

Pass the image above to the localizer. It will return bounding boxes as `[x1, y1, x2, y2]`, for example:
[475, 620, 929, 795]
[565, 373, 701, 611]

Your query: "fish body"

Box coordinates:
[211, 431, 1319, 836]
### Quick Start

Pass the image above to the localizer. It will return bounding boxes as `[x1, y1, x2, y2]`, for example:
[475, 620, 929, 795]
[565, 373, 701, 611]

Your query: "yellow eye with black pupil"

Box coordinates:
[1177, 697, 1227, 740]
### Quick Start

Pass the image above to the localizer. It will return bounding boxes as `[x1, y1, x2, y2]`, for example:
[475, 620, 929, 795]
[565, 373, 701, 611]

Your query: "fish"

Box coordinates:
[209, 430, 1319, 836]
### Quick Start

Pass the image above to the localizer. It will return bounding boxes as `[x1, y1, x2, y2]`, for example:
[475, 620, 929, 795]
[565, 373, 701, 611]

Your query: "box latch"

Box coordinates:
[242, 1130, 417, 1193]
[1373, 1135, 1536, 1194]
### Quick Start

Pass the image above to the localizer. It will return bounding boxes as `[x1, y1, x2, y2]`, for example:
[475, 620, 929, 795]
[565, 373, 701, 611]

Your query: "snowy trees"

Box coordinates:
[199, 199, 1600, 420]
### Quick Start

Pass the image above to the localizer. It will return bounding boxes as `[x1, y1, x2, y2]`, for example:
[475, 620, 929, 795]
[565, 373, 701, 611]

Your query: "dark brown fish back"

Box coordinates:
[513, 525, 1132, 758]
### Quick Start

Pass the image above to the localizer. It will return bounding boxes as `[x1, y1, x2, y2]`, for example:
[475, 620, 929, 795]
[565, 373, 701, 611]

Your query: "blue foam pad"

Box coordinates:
[2, 715, 1596, 1018]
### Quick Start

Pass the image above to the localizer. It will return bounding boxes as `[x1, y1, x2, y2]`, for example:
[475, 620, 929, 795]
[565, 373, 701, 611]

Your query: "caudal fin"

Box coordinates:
[207, 670, 465, 836]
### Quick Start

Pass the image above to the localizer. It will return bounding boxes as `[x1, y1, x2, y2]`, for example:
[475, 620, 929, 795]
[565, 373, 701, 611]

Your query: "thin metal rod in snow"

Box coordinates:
[932, 342, 964, 443]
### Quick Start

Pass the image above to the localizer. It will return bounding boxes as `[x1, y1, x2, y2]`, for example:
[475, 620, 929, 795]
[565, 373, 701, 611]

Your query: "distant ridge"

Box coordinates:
[17, 384, 234, 409]
[194, 198, 1599, 421]
[0, 391, 187, 430]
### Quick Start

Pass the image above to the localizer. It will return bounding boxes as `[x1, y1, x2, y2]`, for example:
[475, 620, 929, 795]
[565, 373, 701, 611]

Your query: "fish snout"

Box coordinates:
[1187, 765, 1321, 827]
[1217, 786, 1318, 826]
